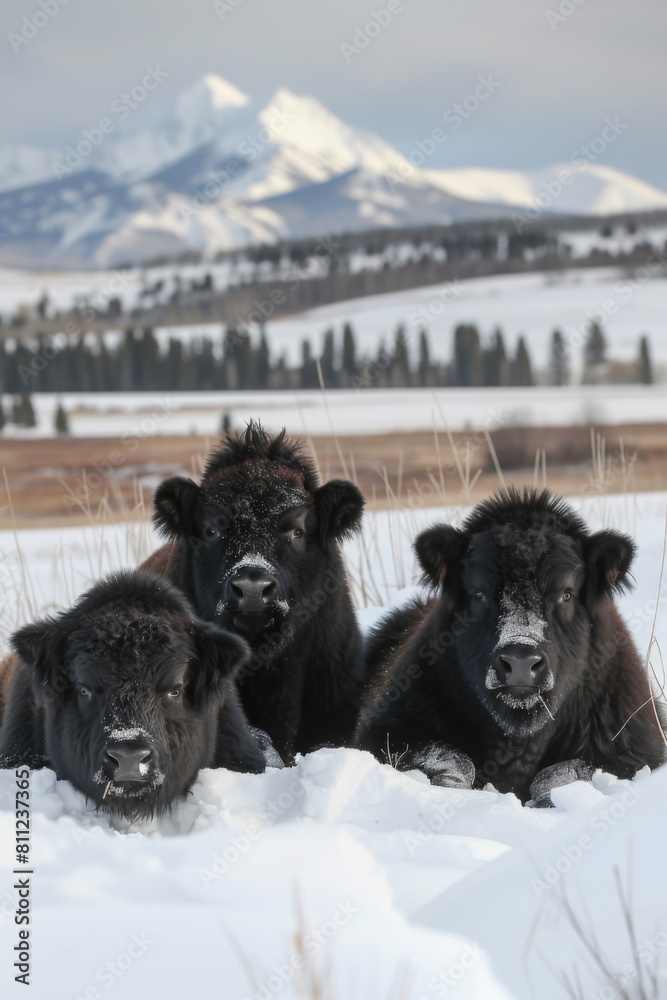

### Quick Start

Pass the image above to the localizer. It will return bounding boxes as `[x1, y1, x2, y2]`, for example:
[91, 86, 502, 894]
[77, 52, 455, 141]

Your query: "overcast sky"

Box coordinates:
[2, 0, 666, 187]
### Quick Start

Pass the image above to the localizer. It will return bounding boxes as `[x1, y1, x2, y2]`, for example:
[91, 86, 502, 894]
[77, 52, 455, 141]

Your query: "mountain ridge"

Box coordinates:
[2, 73, 667, 268]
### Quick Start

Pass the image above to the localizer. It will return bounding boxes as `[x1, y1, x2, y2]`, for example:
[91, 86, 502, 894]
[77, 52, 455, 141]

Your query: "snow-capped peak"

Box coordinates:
[90, 74, 253, 182]
[244, 86, 410, 198]
[199, 73, 250, 109]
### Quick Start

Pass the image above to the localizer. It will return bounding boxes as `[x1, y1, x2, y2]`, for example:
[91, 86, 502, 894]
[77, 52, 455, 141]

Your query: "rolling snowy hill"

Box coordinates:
[2, 74, 667, 269]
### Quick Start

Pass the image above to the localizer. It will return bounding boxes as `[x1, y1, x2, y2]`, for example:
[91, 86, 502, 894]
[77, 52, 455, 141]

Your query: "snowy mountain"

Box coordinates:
[426, 163, 667, 217]
[0, 143, 58, 193]
[2, 73, 667, 268]
[90, 73, 251, 183]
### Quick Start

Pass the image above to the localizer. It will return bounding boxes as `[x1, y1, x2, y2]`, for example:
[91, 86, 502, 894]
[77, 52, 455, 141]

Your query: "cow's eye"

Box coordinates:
[167, 687, 182, 699]
[292, 528, 304, 539]
[471, 591, 485, 602]
[561, 591, 573, 603]
[203, 525, 219, 540]
[79, 686, 92, 699]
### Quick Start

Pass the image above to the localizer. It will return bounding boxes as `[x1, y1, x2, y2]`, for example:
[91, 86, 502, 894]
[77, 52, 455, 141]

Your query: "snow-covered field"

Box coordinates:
[4, 382, 667, 441]
[1, 490, 666, 999]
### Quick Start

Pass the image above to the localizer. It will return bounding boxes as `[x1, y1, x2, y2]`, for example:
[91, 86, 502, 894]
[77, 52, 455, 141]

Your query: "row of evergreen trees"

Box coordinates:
[0, 323, 655, 395]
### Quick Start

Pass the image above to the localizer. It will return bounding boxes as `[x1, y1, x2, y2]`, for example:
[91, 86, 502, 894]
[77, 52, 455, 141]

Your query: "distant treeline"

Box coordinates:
[0, 323, 655, 399]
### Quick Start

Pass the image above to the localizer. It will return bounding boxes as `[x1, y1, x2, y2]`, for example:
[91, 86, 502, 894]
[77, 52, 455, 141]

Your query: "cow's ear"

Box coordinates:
[313, 480, 365, 545]
[415, 524, 468, 589]
[188, 619, 250, 705]
[153, 476, 203, 539]
[11, 616, 71, 704]
[583, 529, 635, 601]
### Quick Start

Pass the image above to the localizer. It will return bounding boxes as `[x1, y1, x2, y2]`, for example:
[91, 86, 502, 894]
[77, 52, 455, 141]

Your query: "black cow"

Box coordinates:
[356, 488, 666, 804]
[0, 571, 266, 819]
[146, 421, 366, 762]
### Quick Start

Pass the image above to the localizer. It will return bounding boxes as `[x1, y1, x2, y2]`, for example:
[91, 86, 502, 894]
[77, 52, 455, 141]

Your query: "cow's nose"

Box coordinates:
[103, 741, 154, 782]
[495, 646, 547, 688]
[227, 566, 279, 612]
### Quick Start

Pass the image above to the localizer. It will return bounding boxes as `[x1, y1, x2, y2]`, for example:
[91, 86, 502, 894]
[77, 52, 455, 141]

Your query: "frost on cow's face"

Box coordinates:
[415, 508, 635, 738]
[154, 459, 364, 650]
[11, 576, 249, 820]
[455, 526, 588, 736]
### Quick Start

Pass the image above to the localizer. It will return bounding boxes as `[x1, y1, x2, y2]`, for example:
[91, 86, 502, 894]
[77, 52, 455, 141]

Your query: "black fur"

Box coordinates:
[356, 488, 666, 801]
[0, 572, 265, 819]
[150, 421, 366, 762]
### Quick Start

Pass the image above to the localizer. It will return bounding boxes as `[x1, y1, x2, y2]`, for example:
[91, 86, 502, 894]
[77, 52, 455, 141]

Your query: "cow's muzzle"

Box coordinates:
[102, 739, 158, 790]
[223, 563, 287, 638]
[493, 644, 551, 698]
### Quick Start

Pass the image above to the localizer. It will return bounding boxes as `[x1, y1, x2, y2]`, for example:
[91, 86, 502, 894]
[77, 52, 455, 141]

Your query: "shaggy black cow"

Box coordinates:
[146, 422, 366, 762]
[0, 571, 266, 819]
[356, 488, 666, 804]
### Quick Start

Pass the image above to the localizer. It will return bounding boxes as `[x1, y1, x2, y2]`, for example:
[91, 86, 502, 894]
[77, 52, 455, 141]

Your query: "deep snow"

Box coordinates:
[0, 490, 666, 999]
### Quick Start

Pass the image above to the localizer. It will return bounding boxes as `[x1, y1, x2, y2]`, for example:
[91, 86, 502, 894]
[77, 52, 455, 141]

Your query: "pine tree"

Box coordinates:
[320, 329, 336, 387]
[584, 322, 606, 365]
[453, 325, 482, 386]
[513, 337, 534, 386]
[220, 411, 232, 434]
[638, 335, 653, 384]
[36, 293, 49, 320]
[55, 402, 69, 435]
[13, 391, 36, 427]
[256, 329, 270, 389]
[483, 329, 508, 386]
[342, 322, 357, 383]
[141, 326, 160, 390]
[418, 329, 431, 386]
[549, 330, 569, 386]
[120, 328, 135, 391]
[167, 338, 184, 391]
[197, 338, 215, 390]
[23, 392, 36, 428]
[236, 331, 255, 389]
[391, 325, 410, 387]
[374, 339, 390, 388]
[300, 340, 318, 389]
